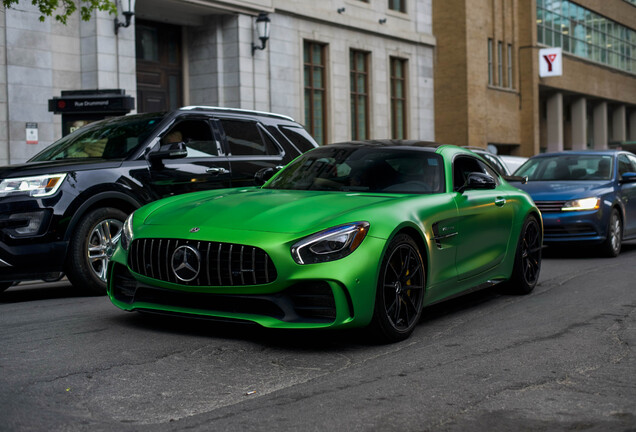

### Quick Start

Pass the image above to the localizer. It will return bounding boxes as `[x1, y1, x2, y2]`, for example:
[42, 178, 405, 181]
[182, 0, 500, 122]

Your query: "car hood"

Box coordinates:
[513, 180, 613, 201]
[142, 187, 402, 235]
[0, 159, 123, 178]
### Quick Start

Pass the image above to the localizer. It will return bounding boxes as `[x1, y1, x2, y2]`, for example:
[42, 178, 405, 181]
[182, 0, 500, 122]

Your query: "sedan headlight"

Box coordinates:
[291, 222, 370, 265]
[0, 174, 66, 197]
[561, 197, 600, 211]
[121, 213, 134, 251]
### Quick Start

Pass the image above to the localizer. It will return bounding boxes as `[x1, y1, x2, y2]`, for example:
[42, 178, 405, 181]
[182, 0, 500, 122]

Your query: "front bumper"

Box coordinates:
[540, 207, 608, 244]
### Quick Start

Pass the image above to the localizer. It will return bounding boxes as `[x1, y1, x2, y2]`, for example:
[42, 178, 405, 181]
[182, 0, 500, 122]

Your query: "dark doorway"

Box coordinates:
[136, 19, 183, 113]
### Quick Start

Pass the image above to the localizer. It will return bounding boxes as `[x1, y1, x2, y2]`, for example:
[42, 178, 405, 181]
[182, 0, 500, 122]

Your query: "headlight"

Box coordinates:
[121, 213, 134, 251]
[291, 222, 369, 265]
[0, 174, 66, 197]
[561, 197, 600, 211]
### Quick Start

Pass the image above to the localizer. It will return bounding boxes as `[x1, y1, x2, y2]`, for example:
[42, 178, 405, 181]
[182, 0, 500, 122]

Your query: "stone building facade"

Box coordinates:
[433, 0, 636, 156]
[0, 0, 435, 164]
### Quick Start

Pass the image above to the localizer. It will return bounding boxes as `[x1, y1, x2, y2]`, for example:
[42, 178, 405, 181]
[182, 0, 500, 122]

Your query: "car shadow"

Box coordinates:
[542, 240, 636, 259]
[0, 280, 94, 303]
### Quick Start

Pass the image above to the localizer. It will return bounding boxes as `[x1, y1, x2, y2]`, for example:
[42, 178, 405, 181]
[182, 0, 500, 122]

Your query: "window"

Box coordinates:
[350, 50, 370, 140]
[453, 156, 498, 191]
[488, 39, 494, 85]
[497, 41, 503, 86]
[507, 44, 513, 88]
[220, 119, 279, 156]
[163, 119, 217, 157]
[388, 0, 406, 13]
[304, 41, 328, 146]
[279, 126, 317, 153]
[536, 0, 635, 74]
[390, 57, 408, 139]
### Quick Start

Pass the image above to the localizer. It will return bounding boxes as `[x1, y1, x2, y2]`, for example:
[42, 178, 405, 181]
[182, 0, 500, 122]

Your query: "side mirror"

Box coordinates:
[621, 172, 636, 183]
[459, 172, 496, 193]
[254, 167, 277, 186]
[148, 142, 188, 162]
[503, 175, 528, 184]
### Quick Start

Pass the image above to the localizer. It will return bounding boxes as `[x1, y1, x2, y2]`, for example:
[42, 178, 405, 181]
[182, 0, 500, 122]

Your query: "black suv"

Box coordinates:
[0, 106, 318, 294]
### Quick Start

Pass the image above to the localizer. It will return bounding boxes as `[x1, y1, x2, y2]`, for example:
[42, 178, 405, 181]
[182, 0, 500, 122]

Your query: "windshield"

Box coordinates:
[29, 113, 165, 162]
[516, 154, 613, 181]
[266, 146, 444, 194]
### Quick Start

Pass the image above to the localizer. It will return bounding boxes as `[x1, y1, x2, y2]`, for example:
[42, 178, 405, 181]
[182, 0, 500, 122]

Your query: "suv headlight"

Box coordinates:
[291, 222, 369, 265]
[121, 213, 134, 251]
[0, 174, 66, 197]
[561, 197, 600, 211]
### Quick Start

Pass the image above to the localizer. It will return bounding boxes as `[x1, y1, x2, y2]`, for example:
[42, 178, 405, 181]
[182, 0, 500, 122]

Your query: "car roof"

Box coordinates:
[179, 106, 295, 122]
[530, 149, 623, 158]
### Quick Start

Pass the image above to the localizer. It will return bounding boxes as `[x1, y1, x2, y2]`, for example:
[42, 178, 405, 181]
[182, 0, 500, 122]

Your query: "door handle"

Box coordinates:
[495, 197, 506, 207]
[207, 167, 229, 175]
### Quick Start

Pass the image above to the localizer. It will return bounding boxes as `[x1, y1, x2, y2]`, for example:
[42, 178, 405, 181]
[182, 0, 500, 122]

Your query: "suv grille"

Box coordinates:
[534, 200, 566, 213]
[128, 238, 277, 286]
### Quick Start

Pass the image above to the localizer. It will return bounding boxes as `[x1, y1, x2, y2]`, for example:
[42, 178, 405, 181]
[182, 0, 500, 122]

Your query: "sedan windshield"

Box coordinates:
[266, 146, 444, 194]
[516, 154, 613, 181]
[29, 113, 165, 162]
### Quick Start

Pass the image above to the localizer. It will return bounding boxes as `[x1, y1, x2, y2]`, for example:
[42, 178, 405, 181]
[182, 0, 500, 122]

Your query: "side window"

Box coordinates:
[220, 119, 280, 156]
[161, 119, 217, 157]
[279, 126, 318, 153]
[481, 153, 507, 176]
[453, 156, 496, 191]
[628, 155, 636, 172]
[618, 155, 632, 176]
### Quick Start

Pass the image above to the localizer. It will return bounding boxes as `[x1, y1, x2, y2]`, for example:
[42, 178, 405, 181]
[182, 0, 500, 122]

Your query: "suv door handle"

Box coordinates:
[495, 197, 506, 207]
[206, 167, 229, 175]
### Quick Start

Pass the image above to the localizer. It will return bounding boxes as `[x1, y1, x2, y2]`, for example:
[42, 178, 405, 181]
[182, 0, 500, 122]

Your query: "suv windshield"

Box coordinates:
[29, 113, 165, 162]
[516, 154, 613, 181]
[266, 146, 444, 194]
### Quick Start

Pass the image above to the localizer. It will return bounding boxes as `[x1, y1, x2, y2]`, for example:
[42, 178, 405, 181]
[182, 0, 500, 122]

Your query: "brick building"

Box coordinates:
[0, 0, 435, 164]
[433, 0, 636, 156]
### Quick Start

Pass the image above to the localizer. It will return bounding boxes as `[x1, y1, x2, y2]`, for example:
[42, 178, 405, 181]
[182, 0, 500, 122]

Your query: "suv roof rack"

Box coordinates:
[180, 106, 295, 122]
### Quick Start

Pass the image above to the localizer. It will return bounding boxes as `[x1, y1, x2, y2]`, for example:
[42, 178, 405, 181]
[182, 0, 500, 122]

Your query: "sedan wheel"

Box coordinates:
[371, 234, 425, 342]
[65, 207, 127, 295]
[601, 209, 622, 258]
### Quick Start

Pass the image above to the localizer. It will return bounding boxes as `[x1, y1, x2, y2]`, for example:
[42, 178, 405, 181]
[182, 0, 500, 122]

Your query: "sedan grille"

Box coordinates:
[534, 200, 566, 213]
[128, 238, 277, 286]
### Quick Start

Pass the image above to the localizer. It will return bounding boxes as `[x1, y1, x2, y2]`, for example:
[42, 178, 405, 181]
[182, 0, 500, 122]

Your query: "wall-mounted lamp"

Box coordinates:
[114, 0, 134, 35]
[337, 7, 346, 14]
[252, 12, 271, 55]
[379, 18, 387, 24]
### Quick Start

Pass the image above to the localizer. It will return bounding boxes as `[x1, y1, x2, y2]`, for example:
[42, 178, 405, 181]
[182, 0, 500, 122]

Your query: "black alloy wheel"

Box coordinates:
[371, 234, 425, 342]
[502, 215, 542, 295]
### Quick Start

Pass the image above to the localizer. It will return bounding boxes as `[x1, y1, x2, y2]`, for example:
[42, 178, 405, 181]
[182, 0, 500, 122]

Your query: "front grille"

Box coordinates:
[128, 238, 277, 286]
[535, 200, 566, 213]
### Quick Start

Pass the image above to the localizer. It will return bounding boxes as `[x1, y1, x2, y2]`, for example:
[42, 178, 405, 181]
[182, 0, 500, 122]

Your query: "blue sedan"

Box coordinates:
[513, 150, 636, 257]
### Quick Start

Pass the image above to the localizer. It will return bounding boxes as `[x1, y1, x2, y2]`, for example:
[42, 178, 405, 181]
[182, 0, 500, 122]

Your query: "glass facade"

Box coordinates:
[537, 0, 635, 74]
[350, 50, 370, 140]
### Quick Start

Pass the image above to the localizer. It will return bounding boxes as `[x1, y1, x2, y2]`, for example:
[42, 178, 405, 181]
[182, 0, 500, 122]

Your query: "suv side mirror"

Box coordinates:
[254, 167, 277, 186]
[459, 172, 496, 193]
[148, 142, 188, 162]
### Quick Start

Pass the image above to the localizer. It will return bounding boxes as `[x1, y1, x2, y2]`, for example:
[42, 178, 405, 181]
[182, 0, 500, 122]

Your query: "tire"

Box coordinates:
[65, 207, 127, 295]
[501, 215, 542, 295]
[370, 234, 426, 343]
[600, 208, 622, 258]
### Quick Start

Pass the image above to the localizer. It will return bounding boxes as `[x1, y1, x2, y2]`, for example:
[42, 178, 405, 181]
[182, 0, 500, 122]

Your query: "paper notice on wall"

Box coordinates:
[26, 123, 38, 144]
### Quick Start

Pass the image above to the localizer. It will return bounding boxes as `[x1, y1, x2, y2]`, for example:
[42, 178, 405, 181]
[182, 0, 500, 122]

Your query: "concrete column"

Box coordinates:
[593, 102, 608, 149]
[630, 111, 636, 142]
[612, 105, 626, 144]
[571, 97, 587, 150]
[546, 92, 564, 152]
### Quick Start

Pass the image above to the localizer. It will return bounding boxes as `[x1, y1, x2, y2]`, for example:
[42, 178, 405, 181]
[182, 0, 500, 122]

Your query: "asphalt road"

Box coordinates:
[1, 243, 635, 432]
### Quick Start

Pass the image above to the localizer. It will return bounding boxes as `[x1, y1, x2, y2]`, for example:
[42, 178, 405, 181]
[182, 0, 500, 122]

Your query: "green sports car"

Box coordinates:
[107, 141, 542, 342]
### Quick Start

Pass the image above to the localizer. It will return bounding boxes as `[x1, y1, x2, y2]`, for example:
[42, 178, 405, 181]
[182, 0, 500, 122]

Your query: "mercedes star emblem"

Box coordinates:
[171, 245, 201, 282]
[190, 227, 200, 233]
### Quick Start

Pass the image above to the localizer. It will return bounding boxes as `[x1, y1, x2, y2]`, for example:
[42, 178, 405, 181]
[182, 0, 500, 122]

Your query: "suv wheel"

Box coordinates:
[65, 207, 127, 295]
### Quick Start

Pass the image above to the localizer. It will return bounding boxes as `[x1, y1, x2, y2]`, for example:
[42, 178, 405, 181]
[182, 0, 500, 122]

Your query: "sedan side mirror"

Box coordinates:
[620, 172, 636, 183]
[254, 167, 277, 186]
[148, 142, 188, 162]
[459, 172, 496, 193]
